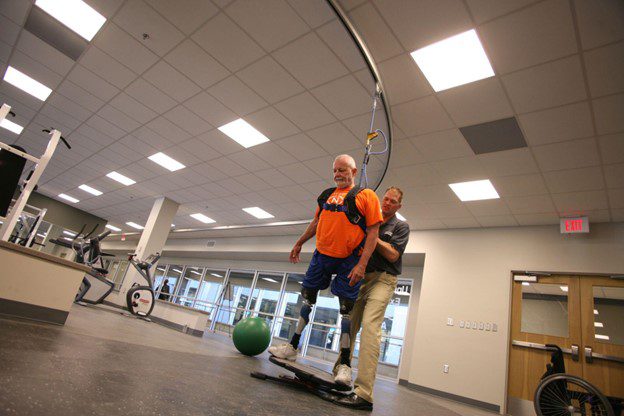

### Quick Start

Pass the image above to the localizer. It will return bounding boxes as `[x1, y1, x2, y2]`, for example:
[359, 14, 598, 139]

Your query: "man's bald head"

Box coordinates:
[333, 154, 357, 189]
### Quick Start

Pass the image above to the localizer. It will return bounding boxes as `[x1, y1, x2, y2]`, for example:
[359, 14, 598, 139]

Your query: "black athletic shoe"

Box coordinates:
[333, 393, 373, 411]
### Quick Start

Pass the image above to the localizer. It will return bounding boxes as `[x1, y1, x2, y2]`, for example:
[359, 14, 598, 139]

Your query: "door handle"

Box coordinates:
[584, 346, 593, 363]
[571, 344, 579, 362]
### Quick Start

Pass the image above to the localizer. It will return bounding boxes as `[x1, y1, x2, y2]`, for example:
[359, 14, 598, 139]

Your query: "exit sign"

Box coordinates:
[560, 217, 589, 234]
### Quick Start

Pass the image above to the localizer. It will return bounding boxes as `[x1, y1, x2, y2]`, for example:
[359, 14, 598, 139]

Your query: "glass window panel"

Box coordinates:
[521, 282, 569, 337]
[308, 287, 339, 350]
[153, 265, 167, 291]
[593, 286, 624, 346]
[214, 270, 255, 330]
[159, 265, 183, 302]
[194, 269, 226, 314]
[173, 266, 202, 307]
[254, 272, 284, 319]
[379, 337, 403, 365]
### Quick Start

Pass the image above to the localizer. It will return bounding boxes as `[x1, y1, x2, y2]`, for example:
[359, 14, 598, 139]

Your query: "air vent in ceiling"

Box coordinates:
[206, 240, 216, 248]
[459, 117, 527, 155]
[24, 6, 89, 61]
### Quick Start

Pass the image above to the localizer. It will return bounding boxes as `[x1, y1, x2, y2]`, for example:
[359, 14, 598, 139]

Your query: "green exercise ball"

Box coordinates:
[232, 317, 271, 356]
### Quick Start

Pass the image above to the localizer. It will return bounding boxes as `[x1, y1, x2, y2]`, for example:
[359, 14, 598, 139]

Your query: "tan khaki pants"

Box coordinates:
[334, 271, 397, 403]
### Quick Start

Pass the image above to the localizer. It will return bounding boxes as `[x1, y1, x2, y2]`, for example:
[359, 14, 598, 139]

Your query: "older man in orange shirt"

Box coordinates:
[268, 154, 382, 387]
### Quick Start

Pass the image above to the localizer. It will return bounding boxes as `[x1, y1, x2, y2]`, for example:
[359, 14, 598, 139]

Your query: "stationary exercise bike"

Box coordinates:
[125, 252, 161, 319]
[50, 224, 115, 305]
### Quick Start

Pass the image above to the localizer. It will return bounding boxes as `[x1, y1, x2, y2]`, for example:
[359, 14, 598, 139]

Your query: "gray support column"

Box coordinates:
[117, 197, 179, 300]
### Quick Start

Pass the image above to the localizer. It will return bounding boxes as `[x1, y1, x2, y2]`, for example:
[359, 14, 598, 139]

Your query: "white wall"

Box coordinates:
[403, 222, 624, 411]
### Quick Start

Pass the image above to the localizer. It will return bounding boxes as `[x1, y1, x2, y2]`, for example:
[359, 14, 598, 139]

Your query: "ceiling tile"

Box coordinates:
[612, 209, 624, 222]
[432, 156, 489, 182]
[164, 106, 212, 136]
[506, 194, 556, 214]
[585, 209, 611, 223]
[604, 164, 624, 189]
[273, 32, 349, 89]
[514, 212, 559, 225]
[143, 61, 201, 103]
[552, 190, 609, 213]
[390, 139, 426, 167]
[119, 135, 158, 156]
[287, 0, 335, 28]
[466, 0, 539, 24]
[235, 174, 272, 191]
[277, 163, 322, 184]
[405, 184, 456, 204]
[609, 188, 624, 209]
[228, 151, 272, 172]
[376, 0, 472, 51]
[208, 76, 267, 116]
[109, 93, 157, 124]
[134, 125, 172, 150]
[475, 214, 518, 228]
[160, 146, 202, 168]
[164, 39, 230, 89]
[236, 56, 304, 104]
[593, 93, 624, 135]
[146, 117, 192, 144]
[197, 129, 242, 155]
[438, 78, 513, 126]
[480, 0, 577, 74]
[392, 164, 445, 187]
[377, 54, 431, 105]
[274, 92, 336, 131]
[255, 169, 296, 188]
[346, 3, 403, 62]
[47, 93, 92, 123]
[0, 14, 19, 46]
[392, 96, 454, 136]
[574, 0, 624, 50]
[56, 80, 105, 113]
[533, 138, 601, 172]
[410, 128, 474, 162]
[249, 141, 298, 167]
[114, 0, 184, 56]
[15, 30, 74, 76]
[149, 0, 218, 35]
[184, 92, 237, 127]
[245, 107, 300, 140]
[316, 19, 366, 72]
[10, 50, 63, 89]
[0, 0, 30, 25]
[93, 22, 159, 74]
[543, 166, 605, 193]
[426, 201, 473, 219]
[307, 122, 361, 154]
[478, 148, 539, 177]
[465, 199, 511, 216]
[67, 65, 119, 101]
[126, 78, 177, 114]
[518, 101, 594, 146]
[276, 133, 330, 161]
[598, 133, 624, 165]
[179, 138, 220, 161]
[311, 75, 373, 120]
[97, 104, 141, 133]
[502, 55, 587, 113]
[86, 114, 126, 140]
[209, 156, 248, 177]
[79, 47, 135, 89]
[226, 0, 309, 51]
[584, 41, 624, 98]
[192, 13, 264, 72]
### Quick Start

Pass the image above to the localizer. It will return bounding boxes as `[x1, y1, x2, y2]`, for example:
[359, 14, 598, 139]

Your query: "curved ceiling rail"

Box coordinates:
[326, 0, 393, 191]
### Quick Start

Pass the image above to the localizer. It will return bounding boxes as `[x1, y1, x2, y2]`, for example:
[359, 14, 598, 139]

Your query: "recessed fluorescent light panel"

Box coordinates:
[148, 152, 185, 172]
[126, 222, 144, 230]
[106, 171, 136, 186]
[243, 207, 274, 219]
[105, 224, 121, 232]
[395, 212, 406, 221]
[0, 118, 24, 134]
[218, 119, 269, 148]
[262, 277, 279, 283]
[190, 213, 215, 224]
[58, 193, 79, 203]
[35, 0, 106, 41]
[78, 184, 103, 196]
[449, 179, 499, 202]
[3, 66, 53, 101]
[410, 29, 494, 92]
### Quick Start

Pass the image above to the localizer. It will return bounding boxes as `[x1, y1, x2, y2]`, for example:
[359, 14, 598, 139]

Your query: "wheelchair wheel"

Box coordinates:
[534, 374, 614, 416]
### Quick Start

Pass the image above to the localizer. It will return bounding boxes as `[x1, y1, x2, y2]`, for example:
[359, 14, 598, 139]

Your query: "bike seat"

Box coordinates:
[93, 267, 109, 275]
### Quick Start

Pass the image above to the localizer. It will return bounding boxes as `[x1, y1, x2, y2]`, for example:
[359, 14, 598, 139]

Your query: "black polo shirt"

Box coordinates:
[365, 214, 410, 276]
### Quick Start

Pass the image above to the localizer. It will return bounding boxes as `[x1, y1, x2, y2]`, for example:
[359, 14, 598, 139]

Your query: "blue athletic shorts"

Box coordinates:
[302, 250, 361, 301]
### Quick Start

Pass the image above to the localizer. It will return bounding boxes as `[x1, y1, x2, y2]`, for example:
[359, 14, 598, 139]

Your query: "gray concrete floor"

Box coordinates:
[0, 305, 499, 416]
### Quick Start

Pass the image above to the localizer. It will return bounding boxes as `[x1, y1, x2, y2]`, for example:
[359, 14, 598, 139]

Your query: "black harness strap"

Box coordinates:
[316, 186, 367, 233]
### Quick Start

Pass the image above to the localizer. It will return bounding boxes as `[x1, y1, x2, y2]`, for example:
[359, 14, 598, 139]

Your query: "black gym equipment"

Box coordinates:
[125, 252, 161, 319]
[251, 356, 351, 400]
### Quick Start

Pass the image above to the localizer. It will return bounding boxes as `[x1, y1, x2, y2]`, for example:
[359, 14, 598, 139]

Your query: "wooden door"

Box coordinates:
[579, 276, 624, 399]
[508, 275, 582, 404]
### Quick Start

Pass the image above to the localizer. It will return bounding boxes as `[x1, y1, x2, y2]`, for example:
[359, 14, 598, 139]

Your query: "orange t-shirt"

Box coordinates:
[314, 187, 382, 258]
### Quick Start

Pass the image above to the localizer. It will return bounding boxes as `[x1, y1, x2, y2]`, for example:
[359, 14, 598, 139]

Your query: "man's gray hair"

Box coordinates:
[334, 154, 356, 169]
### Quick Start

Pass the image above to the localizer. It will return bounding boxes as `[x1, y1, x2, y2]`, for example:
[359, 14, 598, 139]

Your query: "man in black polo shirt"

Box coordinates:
[332, 186, 410, 410]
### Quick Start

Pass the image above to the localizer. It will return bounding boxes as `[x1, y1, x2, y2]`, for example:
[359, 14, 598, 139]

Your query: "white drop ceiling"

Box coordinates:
[0, 0, 623, 236]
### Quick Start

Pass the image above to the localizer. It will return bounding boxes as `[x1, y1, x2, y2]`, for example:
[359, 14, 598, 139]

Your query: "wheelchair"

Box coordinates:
[534, 345, 623, 416]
